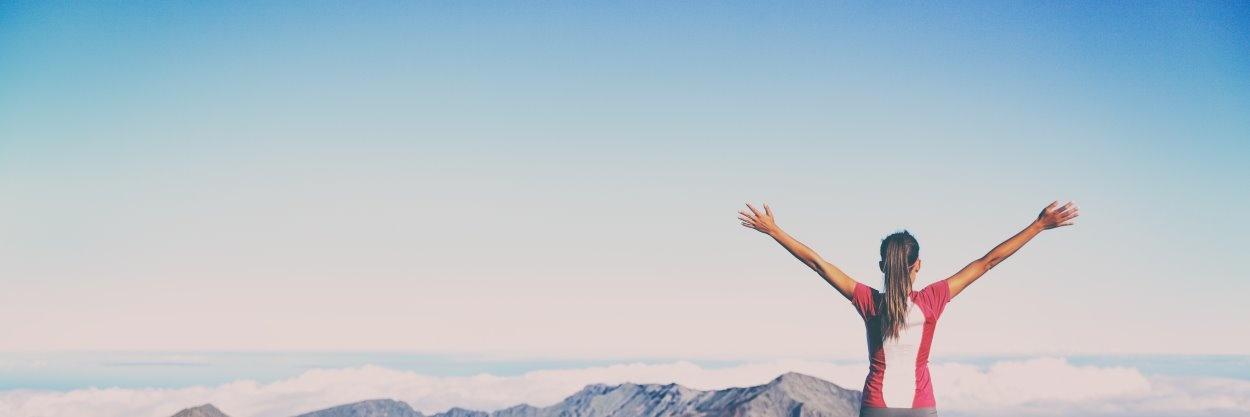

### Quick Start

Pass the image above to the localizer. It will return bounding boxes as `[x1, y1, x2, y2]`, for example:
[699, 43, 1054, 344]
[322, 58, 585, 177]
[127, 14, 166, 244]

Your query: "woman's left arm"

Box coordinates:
[739, 203, 860, 300]
[947, 201, 1080, 299]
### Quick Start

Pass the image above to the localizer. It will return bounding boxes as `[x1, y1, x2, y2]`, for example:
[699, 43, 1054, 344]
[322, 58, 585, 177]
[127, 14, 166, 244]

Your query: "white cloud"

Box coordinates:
[1, 358, 1247, 417]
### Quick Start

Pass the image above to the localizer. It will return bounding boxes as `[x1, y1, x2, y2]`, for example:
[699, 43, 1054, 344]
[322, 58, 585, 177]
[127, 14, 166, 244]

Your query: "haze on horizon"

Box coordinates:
[1, 2, 1247, 359]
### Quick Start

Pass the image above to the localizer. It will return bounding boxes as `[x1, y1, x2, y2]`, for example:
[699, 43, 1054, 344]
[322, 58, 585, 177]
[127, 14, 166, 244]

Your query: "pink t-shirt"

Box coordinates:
[850, 278, 952, 409]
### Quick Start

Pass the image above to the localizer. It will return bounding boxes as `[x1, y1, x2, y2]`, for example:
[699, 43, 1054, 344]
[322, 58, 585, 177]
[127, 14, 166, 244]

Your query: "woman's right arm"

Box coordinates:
[947, 201, 1079, 299]
[739, 202, 860, 300]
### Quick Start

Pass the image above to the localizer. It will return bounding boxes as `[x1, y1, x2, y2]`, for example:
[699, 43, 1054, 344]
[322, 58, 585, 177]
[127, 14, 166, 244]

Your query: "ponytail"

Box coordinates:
[880, 231, 919, 341]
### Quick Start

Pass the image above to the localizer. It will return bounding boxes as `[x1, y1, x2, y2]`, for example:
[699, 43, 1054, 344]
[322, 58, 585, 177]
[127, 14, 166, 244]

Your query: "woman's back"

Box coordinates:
[851, 278, 951, 410]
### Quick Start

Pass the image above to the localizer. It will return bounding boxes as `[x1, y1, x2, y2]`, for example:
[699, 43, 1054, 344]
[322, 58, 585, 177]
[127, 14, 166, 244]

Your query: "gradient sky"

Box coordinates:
[1, 1, 1247, 358]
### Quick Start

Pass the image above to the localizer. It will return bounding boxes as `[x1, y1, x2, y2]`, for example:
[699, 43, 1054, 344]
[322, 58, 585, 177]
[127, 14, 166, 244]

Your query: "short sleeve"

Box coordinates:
[851, 281, 880, 320]
[912, 278, 952, 320]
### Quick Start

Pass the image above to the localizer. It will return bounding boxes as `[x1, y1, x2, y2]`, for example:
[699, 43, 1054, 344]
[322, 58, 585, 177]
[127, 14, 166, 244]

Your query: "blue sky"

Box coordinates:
[1, 1, 1248, 358]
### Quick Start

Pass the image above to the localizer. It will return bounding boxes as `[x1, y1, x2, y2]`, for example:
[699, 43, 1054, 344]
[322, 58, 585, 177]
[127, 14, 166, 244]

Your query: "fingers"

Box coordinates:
[1055, 202, 1078, 218]
[1064, 205, 1080, 218]
[738, 207, 758, 230]
[1044, 200, 1058, 213]
[745, 203, 763, 218]
[740, 202, 774, 232]
[1050, 202, 1080, 218]
[1048, 200, 1079, 228]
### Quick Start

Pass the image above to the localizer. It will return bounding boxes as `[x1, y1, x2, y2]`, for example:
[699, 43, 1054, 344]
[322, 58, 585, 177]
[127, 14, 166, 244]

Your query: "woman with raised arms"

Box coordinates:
[738, 201, 1079, 417]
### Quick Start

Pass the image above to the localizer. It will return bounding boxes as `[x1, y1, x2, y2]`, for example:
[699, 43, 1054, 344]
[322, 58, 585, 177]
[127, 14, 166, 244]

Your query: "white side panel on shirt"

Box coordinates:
[880, 301, 927, 407]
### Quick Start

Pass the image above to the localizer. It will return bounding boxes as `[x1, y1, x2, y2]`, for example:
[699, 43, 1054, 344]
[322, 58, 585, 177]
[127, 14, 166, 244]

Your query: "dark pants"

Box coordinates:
[859, 407, 938, 417]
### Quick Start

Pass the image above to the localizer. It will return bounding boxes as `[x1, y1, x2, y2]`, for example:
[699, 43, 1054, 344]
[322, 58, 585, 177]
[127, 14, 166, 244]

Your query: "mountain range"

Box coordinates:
[172, 372, 861, 417]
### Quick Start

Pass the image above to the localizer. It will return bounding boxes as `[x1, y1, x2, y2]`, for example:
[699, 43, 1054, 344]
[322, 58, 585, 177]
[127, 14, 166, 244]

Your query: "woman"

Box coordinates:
[738, 201, 1079, 417]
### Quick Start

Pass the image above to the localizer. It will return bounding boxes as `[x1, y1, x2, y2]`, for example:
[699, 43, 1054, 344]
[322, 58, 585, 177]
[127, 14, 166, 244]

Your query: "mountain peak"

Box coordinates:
[753, 371, 861, 416]
[170, 404, 230, 417]
[491, 403, 539, 417]
[769, 371, 824, 385]
[293, 398, 424, 417]
[433, 406, 488, 417]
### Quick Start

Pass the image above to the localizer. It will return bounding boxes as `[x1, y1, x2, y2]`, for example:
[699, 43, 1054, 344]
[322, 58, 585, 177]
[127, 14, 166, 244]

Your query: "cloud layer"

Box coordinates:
[2, 357, 1248, 417]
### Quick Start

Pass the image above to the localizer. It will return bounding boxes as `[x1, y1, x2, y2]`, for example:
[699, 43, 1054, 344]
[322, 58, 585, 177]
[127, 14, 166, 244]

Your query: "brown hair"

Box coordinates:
[879, 230, 919, 340]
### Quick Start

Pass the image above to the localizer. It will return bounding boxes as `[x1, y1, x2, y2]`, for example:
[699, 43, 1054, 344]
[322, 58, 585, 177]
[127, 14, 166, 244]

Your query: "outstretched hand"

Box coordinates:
[1035, 200, 1080, 230]
[739, 202, 780, 236]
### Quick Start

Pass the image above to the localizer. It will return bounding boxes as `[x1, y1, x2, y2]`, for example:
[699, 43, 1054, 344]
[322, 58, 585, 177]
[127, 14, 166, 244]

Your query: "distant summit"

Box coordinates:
[278, 372, 860, 417]
[295, 399, 425, 417]
[435, 407, 489, 417]
[171, 404, 231, 417]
